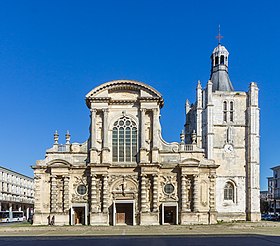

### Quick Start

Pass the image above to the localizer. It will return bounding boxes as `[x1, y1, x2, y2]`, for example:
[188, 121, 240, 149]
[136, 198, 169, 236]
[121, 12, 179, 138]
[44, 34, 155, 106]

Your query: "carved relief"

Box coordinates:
[110, 175, 138, 200]
[200, 180, 208, 207]
[72, 176, 88, 203]
[159, 175, 178, 201]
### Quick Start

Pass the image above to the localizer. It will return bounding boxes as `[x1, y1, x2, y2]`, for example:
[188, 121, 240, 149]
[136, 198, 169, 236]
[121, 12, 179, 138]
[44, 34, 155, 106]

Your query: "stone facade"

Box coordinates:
[33, 43, 261, 225]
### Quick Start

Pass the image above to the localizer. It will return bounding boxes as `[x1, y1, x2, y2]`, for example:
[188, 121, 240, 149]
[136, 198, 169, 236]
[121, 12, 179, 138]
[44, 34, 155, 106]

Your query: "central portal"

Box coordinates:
[113, 200, 135, 226]
[116, 203, 133, 225]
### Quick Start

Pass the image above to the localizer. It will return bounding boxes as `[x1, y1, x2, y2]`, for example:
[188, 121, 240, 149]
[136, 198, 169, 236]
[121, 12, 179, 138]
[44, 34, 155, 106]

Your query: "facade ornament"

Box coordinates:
[54, 130, 59, 145]
[180, 130, 185, 144]
[65, 130, 71, 145]
[191, 130, 197, 144]
[227, 126, 233, 144]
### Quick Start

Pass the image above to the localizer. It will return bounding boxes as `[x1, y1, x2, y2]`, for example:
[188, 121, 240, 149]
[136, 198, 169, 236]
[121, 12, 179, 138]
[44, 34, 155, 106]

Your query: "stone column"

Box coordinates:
[63, 176, 70, 212]
[90, 109, 98, 163]
[181, 175, 187, 212]
[102, 175, 109, 213]
[50, 176, 57, 213]
[152, 175, 158, 212]
[141, 174, 147, 212]
[193, 175, 199, 212]
[91, 175, 98, 213]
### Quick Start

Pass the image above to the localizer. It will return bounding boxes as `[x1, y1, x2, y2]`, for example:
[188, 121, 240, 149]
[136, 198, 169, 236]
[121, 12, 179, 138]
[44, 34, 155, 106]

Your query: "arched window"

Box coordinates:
[220, 55, 225, 64]
[224, 182, 234, 201]
[215, 56, 219, 66]
[112, 116, 137, 162]
[223, 101, 227, 122]
[230, 101, 234, 122]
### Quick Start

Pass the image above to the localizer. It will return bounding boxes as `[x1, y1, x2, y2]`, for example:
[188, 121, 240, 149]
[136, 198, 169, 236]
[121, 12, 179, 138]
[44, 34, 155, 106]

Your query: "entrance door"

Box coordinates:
[163, 206, 176, 225]
[73, 207, 85, 225]
[116, 203, 133, 225]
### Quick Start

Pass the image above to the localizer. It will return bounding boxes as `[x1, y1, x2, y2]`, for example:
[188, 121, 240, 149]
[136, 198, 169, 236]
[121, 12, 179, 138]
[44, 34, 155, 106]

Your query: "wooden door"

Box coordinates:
[116, 212, 125, 224]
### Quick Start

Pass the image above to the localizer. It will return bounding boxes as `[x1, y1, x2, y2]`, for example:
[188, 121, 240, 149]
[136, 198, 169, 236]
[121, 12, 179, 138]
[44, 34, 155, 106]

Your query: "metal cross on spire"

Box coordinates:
[216, 25, 223, 44]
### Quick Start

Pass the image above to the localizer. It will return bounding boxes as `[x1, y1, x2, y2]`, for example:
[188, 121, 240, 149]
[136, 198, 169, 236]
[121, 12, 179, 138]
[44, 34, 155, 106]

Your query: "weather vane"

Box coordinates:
[216, 25, 223, 44]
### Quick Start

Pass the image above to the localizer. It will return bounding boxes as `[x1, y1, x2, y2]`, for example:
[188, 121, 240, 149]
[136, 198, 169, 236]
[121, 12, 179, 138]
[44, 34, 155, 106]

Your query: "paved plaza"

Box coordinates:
[0, 221, 280, 237]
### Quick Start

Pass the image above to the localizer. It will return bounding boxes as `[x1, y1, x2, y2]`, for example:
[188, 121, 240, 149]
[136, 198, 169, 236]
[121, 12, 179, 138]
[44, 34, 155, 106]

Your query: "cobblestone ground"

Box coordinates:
[0, 221, 280, 237]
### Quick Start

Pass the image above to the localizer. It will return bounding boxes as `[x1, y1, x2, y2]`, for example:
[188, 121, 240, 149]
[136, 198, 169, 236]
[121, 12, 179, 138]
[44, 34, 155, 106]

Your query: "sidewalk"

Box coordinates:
[0, 221, 280, 237]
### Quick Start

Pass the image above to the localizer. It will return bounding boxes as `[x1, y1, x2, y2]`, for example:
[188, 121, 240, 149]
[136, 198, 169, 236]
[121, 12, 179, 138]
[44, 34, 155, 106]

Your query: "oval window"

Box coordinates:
[77, 184, 87, 195]
[164, 184, 174, 194]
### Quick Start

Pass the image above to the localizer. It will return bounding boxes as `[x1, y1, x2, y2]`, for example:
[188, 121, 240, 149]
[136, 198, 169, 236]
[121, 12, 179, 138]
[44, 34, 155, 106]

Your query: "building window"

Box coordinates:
[223, 101, 227, 122]
[230, 101, 234, 122]
[112, 116, 137, 162]
[77, 185, 87, 196]
[224, 182, 234, 201]
[220, 55, 225, 64]
[215, 56, 219, 66]
[164, 184, 175, 194]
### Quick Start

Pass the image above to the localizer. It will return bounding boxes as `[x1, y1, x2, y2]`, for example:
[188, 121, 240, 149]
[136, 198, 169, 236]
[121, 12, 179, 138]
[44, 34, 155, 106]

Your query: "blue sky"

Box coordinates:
[0, 0, 278, 190]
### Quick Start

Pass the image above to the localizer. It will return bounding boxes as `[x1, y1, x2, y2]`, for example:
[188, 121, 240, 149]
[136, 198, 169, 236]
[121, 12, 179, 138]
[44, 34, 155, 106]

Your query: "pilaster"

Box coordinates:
[50, 175, 57, 213]
[141, 174, 148, 212]
[152, 174, 158, 212]
[102, 175, 109, 213]
[246, 82, 261, 221]
[152, 108, 159, 163]
[90, 108, 98, 164]
[63, 176, 70, 212]
[140, 108, 148, 163]
[206, 80, 214, 159]
[196, 81, 203, 148]
[193, 175, 199, 212]
[102, 109, 110, 164]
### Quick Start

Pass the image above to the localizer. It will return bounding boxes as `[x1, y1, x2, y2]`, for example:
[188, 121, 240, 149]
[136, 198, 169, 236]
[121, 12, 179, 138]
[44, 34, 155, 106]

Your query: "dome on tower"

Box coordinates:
[210, 43, 234, 92]
[212, 44, 229, 55]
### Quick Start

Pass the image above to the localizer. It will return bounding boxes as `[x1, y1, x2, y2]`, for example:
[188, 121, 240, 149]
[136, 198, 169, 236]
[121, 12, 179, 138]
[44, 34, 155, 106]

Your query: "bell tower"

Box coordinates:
[210, 28, 234, 92]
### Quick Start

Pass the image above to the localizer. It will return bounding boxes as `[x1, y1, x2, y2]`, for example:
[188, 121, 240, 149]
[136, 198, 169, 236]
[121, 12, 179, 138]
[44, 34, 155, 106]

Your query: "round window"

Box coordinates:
[77, 184, 87, 195]
[164, 183, 174, 194]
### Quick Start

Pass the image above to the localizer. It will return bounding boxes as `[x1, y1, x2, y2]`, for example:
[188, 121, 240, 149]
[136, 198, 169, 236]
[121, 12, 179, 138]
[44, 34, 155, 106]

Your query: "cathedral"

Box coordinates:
[33, 42, 261, 225]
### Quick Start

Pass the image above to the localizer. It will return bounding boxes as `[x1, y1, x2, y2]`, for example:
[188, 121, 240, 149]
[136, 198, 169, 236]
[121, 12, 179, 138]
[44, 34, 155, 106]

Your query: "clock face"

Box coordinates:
[224, 144, 233, 153]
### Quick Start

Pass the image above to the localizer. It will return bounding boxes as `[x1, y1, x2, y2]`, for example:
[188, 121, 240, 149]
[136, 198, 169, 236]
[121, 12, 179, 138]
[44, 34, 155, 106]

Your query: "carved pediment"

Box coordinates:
[47, 159, 72, 168]
[180, 158, 200, 165]
[85, 80, 164, 108]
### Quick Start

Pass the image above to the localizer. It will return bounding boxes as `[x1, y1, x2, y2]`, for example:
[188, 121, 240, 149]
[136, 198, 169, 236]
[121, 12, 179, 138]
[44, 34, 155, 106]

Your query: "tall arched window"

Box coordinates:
[224, 182, 234, 201]
[223, 101, 227, 122]
[112, 116, 137, 162]
[229, 101, 234, 122]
